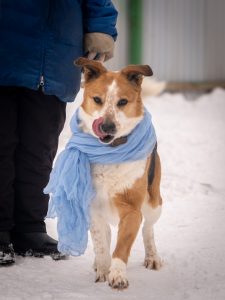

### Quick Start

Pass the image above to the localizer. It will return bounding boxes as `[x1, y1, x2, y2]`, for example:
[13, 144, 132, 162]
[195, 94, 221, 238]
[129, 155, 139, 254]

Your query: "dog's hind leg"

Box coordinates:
[142, 203, 162, 270]
[142, 151, 163, 269]
[90, 215, 111, 283]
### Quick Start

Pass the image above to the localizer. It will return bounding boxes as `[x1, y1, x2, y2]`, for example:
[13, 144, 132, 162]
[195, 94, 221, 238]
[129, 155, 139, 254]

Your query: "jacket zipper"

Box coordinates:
[38, 3, 50, 92]
[39, 75, 45, 91]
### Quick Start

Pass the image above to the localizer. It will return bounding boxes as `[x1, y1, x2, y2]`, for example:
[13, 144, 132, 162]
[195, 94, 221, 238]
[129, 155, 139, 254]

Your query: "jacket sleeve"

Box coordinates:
[82, 0, 118, 40]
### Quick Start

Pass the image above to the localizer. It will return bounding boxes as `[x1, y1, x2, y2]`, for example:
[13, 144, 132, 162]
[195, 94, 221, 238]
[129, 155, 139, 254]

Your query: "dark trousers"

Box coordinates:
[0, 86, 66, 233]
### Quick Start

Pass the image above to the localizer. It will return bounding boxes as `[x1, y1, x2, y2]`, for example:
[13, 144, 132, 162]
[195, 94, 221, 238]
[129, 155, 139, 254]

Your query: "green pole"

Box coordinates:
[128, 0, 142, 64]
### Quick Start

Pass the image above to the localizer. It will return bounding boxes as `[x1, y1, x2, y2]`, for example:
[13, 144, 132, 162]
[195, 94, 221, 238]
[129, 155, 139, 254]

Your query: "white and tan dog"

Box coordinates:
[75, 58, 162, 290]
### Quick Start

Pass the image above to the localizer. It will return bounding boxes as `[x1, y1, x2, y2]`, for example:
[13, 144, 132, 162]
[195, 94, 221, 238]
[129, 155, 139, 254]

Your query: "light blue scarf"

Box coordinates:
[44, 107, 157, 256]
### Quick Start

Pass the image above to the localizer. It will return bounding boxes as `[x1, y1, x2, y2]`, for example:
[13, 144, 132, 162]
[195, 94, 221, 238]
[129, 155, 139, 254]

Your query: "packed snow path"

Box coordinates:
[1, 89, 225, 300]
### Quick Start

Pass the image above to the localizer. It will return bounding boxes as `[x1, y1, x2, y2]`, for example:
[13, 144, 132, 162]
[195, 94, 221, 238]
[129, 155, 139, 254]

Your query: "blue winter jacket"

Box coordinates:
[0, 0, 118, 102]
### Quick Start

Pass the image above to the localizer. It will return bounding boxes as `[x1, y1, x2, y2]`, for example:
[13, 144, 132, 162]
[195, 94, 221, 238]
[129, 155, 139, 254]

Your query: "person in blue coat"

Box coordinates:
[0, 0, 118, 265]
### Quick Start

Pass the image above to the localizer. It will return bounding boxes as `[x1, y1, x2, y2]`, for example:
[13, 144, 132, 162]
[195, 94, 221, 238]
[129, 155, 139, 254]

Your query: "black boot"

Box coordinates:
[11, 232, 66, 260]
[0, 232, 15, 266]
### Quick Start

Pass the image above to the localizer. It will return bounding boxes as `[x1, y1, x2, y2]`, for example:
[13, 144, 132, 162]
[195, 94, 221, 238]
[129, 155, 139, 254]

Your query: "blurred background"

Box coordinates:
[107, 0, 225, 93]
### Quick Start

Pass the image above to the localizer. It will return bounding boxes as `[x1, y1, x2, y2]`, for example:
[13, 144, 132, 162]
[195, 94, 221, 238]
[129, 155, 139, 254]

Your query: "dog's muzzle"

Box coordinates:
[92, 117, 116, 144]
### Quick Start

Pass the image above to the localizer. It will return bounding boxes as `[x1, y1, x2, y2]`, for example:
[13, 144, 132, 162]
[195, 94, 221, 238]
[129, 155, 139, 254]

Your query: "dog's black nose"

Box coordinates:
[101, 121, 116, 135]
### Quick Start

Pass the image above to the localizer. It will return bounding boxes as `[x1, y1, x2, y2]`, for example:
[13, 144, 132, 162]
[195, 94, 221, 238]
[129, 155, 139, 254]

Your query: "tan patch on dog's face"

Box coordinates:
[82, 72, 143, 116]
[80, 71, 144, 139]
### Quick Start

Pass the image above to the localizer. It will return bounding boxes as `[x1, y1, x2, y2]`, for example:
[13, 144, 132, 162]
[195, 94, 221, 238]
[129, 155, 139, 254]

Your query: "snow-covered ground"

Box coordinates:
[1, 88, 225, 300]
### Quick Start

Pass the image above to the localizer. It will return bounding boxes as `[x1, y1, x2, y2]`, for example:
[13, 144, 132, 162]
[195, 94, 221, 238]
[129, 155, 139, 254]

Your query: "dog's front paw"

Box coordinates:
[108, 258, 129, 290]
[93, 256, 111, 283]
[144, 254, 162, 270]
[95, 268, 108, 282]
[108, 270, 129, 290]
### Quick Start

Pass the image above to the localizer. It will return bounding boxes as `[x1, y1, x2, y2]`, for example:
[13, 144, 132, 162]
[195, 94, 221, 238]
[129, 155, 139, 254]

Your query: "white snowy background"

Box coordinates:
[1, 88, 225, 300]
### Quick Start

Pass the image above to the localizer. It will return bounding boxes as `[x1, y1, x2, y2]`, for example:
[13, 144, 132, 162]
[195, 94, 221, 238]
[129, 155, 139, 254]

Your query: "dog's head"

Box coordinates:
[75, 57, 153, 144]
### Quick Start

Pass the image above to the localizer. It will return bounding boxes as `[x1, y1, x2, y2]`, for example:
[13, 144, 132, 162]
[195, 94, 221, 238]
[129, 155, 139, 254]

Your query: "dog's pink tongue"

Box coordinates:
[92, 117, 107, 139]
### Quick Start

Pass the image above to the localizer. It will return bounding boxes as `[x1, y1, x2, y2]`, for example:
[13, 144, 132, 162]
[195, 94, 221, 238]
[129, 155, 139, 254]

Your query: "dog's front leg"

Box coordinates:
[90, 214, 111, 283]
[108, 204, 142, 290]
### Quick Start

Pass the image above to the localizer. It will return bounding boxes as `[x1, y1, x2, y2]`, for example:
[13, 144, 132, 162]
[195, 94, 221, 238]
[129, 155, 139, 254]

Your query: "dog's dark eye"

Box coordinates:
[117, 99, 128, 107]
[93, 97, 102, 105]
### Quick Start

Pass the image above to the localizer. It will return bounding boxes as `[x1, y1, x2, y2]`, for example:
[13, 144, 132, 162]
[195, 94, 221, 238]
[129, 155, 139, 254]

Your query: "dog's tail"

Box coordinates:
[141, 77, 166, 97]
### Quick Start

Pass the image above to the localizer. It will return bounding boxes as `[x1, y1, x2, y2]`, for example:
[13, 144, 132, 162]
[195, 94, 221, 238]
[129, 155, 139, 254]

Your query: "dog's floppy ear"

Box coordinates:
[74, 57, 107, 83]
[121, 65, 153, 86]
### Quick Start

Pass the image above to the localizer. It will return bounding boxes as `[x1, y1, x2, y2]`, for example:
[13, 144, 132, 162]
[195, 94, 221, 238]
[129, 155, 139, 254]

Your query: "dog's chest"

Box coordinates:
[90, 160, 147, 225]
